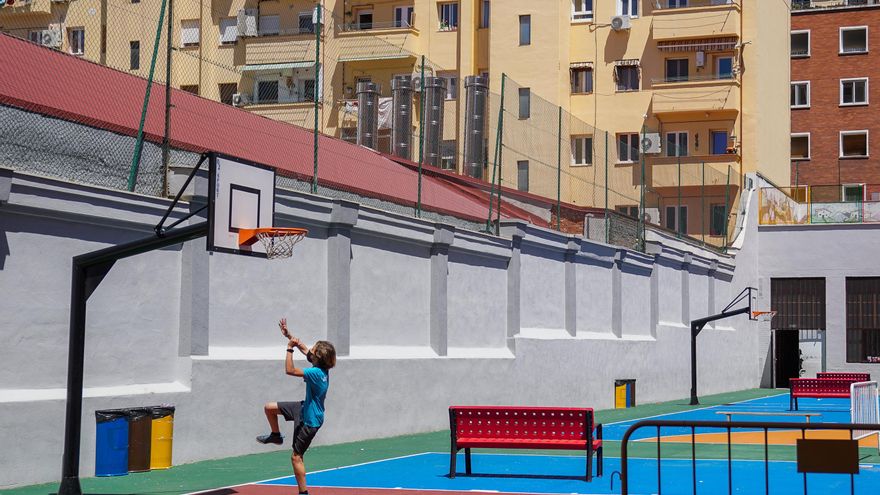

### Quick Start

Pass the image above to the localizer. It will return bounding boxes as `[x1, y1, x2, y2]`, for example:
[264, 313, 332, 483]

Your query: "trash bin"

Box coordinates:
[95, 410, 129, 476]
[126, 408, 152, 472]
[149, 406, 175, 470]
[614, 379, 636, 409]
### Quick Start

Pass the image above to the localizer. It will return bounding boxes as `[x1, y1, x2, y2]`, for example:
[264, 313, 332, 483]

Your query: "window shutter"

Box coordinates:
[260, 15, 280, 35]
[181, 20, 199, 46]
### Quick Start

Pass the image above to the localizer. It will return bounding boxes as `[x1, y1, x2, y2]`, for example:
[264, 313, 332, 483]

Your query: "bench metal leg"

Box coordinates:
[586, 448, 593, 482]
[597, 446, 603, 477]
[449, 447, 457, 478]
[465, 448, 472, 475]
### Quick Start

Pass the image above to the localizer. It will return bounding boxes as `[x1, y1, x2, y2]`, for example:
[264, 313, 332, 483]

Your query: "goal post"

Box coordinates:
[851, 380, 880, 453]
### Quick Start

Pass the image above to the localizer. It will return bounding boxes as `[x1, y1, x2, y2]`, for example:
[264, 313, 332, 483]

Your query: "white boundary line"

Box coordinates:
[603, 392, 789, 427]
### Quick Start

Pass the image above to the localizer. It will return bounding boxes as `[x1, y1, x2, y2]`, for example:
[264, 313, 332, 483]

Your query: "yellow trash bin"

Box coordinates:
[149, 406, 175, 470]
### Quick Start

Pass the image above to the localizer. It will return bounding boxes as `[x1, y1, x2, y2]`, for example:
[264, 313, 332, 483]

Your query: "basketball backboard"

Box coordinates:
[207, 153, 276, 257]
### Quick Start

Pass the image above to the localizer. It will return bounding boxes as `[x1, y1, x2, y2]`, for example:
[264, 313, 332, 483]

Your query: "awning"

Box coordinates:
[339, 53, 415, 62]
[615, 59, 640, 67]
[242, 61, 315, 71]
[658, 37, 738, 53]
[570, 61, 594, 69]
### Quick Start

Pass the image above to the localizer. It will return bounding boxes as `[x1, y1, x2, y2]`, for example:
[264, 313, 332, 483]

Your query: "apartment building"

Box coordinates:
[0, 0, 790, 244]
[791, 0, 880, 203]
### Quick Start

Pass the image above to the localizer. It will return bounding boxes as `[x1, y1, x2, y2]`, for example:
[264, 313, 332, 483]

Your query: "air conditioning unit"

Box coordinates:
[611, 15, 631, 31]
[641, 132, 661, 154]
[236, 8, 258, 37]
[232, 93, 250, 107]
[40, 28, 62, 48]
[696, 51, 705, 67]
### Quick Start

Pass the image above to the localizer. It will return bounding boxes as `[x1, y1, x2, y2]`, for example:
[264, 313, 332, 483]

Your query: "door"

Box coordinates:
[774, 330, 801, 388]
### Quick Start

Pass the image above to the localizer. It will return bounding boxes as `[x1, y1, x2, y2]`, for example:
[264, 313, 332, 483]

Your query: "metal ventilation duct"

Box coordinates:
[391, 76, 413, 160]
[421, 76, 446, 167]
[463, 75, 489, 178]
[356, 81, 380, 150]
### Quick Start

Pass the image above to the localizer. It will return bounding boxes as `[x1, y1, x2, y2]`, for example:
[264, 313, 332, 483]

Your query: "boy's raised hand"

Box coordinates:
[278, 318, 291, 340]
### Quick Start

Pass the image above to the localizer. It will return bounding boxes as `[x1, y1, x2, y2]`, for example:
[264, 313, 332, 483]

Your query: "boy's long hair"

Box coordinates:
[312, 341, 336, 370]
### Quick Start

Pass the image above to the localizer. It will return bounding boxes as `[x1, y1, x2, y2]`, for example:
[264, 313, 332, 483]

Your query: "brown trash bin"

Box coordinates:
[127, 408, 152, 472]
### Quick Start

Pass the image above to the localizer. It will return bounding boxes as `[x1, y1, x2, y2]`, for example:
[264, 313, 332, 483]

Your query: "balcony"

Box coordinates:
[242, 30, 316, 66]
[652, 1, 739, 41]
[651, 77, 739, 115]
[0, 0, 52, 17]
[334, 23, 420, 63]
[649, 154, 740, 189]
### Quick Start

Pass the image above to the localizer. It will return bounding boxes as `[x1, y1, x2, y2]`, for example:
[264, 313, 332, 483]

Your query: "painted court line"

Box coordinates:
[602, 392, 789, 427]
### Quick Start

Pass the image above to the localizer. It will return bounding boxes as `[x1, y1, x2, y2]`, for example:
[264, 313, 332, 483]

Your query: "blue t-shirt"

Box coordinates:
[302, 366, 329, 427]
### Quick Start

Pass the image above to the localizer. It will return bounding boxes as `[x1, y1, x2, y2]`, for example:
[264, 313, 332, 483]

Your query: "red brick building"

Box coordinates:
[791, 2, 880, 201]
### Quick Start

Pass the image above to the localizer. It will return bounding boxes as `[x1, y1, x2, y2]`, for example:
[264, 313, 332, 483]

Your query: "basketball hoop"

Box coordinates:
[751, 310, 777, 322]
[238, 227, 308, 260]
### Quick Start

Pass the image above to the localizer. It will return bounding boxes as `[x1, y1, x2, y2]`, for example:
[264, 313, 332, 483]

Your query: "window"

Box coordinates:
[572, 136, 593, 165]
[302, 79, 316, 101]
[219, 18, 238, 44]
[129, 41, 140, 70]
[840, 130, 868, 158]
[791, 81, 810, 108]
[618, 206, 639, 218]
[299, 12, 315, 34]
[181, 19, 200, 46]
[518, 15, 531, 45]
[181, 85, 199, 95]
[28, 31, 41, 43]
[617, 0, 638, 17]
[846, 278, 880, 363]
[219, 83, 238, 105]
[791, 133, 810, 160]
[438, 72, 458, 99]
[355, 9, 373, 30]
[395, 6, 414, 28]
[843, 184, 865, 202]
[667, 0, 688, 7]
[716, 56, 733, 79]
[572, 0, 592, 21]
[711, 131, 729, 155]
[617, 133, 639, 163]
[517, 160, 529, 191]
[840, 26, 868, 54]
[480, 0, 490, 28]
[710, 204, 726, 236]
[439, 2, 459, 30]
[441, 140, 457, 169]
[791, 30, 810, 57]
[841, 78, 868, 106]
[518, 88, 530, 119]
[615, 65, 639, 92]
[257, 80, 279, 104]
[666, 131, 688, 157]
[664, 205, 688, 234]
[259, 15, 280, 36]
[570, 66, 593, 93]
[69, 28, 85, 55]
[665, 58, 688, 82]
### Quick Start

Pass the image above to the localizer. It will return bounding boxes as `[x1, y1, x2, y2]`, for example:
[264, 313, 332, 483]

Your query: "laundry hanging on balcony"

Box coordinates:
[343, 97, 393, 129]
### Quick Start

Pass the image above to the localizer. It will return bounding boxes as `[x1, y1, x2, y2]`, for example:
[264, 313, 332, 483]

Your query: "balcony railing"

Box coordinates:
[653, 0, 736, 9]
[759, 184, 880, 225]
[792, 0, 880, 10]
[253, 26, 316, 37]
[339, 20, 414, 32]
[237, 93, 315, 106]
[651, 73, 735, 85]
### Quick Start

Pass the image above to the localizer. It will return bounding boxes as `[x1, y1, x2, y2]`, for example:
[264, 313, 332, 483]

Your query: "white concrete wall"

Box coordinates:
[0, 169, 761, 488]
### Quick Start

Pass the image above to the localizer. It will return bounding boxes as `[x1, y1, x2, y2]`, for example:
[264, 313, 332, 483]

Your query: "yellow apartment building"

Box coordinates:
[0, 0, 790, 244]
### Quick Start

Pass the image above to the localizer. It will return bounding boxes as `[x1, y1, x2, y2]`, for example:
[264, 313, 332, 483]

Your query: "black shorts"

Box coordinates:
[277, 401, 320, 456]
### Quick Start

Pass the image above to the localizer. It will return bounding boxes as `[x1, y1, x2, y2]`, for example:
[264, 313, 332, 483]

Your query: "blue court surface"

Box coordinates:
[261, 452, 880, 495]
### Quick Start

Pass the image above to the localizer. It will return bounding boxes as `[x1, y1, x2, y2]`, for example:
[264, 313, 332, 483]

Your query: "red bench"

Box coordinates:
[817, 372, 871, 382]
[789, 378, 855, 410]
[448, 406, 603, 481]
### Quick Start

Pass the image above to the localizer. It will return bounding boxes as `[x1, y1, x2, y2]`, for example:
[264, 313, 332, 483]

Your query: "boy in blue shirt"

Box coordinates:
[258, 318, 336, 495]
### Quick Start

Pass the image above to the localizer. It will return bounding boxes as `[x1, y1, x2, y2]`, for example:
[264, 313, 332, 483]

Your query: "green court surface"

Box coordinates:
[0, 388, 813, 495]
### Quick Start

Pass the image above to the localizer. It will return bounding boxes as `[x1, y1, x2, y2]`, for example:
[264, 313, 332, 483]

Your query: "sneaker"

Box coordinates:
[256, 432, 283, 445]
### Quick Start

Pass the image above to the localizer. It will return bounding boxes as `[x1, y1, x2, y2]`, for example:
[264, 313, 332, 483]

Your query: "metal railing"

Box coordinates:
[339, 20, 414, 32]
[619, 419, 880, 495]
[651, 73, 736, 85]
[654, 0, 737, 9]
[758, 184, 880, 226]
[793, 0, 880, 11]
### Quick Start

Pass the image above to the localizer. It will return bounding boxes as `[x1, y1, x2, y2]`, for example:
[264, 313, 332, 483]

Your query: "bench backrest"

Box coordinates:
[817, 372, 871, 382]
[449, 406, 594, 442]
[790, 378, 853, 394]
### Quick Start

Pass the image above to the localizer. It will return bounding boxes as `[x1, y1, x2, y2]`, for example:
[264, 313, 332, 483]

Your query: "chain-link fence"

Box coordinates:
[0, 0, 743, 250]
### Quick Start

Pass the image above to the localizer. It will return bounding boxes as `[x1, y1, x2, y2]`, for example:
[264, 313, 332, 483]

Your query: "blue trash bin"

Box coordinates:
[95, 409, 129, 476]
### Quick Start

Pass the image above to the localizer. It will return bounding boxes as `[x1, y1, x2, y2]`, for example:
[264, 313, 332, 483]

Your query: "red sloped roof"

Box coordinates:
[0, 33, 523, 224]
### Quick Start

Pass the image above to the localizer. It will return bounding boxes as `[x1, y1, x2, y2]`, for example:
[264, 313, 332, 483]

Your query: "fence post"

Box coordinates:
[724, 165, 731, 248]
[677, 155, 682, 238]
[701, 161, 705, 244]
[487, 73, 506, 233]
[638, 123, 646, 251]
[311, 3, 322, 194]
[162, 0, 173, 196]
[556, 105, 562, 231]
[417, 55, 425, 217]
[127, 0, 169, 192]
[605, 131, 609, 244]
